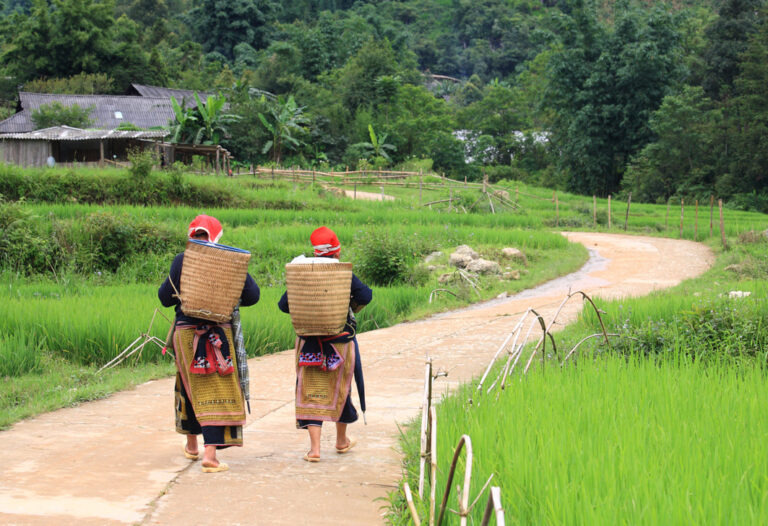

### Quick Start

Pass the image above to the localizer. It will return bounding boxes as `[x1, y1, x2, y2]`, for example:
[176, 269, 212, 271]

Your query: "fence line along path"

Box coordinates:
[0, 233, 713, 525]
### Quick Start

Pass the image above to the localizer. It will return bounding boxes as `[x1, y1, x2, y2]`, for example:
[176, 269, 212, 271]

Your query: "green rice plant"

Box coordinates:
[395, 356, 768, 525]
[0, 331, 44, 377]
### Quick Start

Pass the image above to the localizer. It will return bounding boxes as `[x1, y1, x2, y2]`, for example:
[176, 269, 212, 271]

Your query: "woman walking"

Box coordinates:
[158, 214, 260, 472]
[278, 226, 372, 462]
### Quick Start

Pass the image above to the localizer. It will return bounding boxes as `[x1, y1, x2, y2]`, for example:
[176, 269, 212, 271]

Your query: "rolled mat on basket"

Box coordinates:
[178, 239, 251, 323]
[285, 261, 353, 336]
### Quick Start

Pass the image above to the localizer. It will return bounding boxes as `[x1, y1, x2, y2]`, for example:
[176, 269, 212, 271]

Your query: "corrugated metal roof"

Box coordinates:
[0, 125, 169, 141]
[0, 93, 178, 133]
[130, 83, 215, 102]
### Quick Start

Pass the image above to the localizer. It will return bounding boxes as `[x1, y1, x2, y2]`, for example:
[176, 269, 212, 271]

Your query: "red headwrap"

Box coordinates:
[310, 226, 340, 257]
[188, 214, 223, 243]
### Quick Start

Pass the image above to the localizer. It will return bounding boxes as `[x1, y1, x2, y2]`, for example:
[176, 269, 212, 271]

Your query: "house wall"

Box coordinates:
[0, 140, 51, 167]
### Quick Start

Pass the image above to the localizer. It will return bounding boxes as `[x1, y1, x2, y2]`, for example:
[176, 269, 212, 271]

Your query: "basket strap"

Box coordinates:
[168, 273, 182, 301]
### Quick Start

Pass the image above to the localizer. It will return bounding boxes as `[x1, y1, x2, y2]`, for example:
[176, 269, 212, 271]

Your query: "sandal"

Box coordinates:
[183, 445, 200, 461]
[303, 452, 321, 462]
[336, 438, 357, 454]
[201, 462, 229, 473]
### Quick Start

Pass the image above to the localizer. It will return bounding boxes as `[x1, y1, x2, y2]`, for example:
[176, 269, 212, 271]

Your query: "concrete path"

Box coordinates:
[0, 233, 713, 525]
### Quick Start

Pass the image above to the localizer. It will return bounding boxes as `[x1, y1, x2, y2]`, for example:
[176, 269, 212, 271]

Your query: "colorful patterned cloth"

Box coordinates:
[174, 323, 245, 429]
[295, 338, 355, 423]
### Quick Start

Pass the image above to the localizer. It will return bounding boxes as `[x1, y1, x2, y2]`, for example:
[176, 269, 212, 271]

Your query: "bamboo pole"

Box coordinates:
[419, 169, 423, 205]
[593, 195, 597, 228]
[710, 195, 714, 237]
[608, 194, 612, 228]
[624, 192, 632, 231]
[695, 200, 699, 240]
[718, 199, 727, 249]
[679, 198, 684, 238]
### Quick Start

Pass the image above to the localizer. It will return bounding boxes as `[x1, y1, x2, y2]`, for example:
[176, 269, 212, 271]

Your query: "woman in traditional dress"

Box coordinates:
[158, 214, 260, 473]
[278, 226, 372, 462]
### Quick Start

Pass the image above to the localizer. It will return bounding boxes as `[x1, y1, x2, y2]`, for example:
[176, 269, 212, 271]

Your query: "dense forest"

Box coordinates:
[0, 0, 766, 210]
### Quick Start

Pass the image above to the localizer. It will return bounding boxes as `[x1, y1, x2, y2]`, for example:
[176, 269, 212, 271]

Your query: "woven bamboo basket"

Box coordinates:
[285, 262, 353, 336]
[179, 240, 251, 323]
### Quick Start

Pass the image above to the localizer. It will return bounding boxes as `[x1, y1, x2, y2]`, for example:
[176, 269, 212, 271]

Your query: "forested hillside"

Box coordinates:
[1, 0, 766, 211]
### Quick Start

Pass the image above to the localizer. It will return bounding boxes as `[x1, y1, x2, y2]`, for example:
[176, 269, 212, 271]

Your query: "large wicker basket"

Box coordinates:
[179, 240, 251, 323]
[285, 262, 353, 336]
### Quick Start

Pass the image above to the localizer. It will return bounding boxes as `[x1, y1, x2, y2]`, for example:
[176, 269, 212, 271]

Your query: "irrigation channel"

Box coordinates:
[0, 233, 713, 526]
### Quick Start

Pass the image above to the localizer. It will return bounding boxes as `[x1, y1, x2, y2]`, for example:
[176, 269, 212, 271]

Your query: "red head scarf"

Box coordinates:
[188, 214, 223, 243]
[310, 226, 340, 257]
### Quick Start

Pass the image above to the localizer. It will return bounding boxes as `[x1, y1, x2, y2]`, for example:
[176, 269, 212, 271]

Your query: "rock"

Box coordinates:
[427, 265, 437, 272]
[466, 258, 501, 274]
[438, 273, 453, 284]
[449, 252, 473, 268]
[425, 251, 443, 263]
[503, 270, 521, 280]
[501, 247, 527, 264]
[454, 245, 478, 259]
[496, 292, 508, 299]
[450, 245, 479, 268]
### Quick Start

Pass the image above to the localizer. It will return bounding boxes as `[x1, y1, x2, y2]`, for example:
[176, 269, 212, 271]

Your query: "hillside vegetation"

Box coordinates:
[0, 0, 766, 210]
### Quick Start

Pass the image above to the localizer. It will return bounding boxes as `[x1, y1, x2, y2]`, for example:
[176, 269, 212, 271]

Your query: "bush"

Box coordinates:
[127, 147, 158, 179]
[352, 230, 422, 286]
[0, 201, 64, 274]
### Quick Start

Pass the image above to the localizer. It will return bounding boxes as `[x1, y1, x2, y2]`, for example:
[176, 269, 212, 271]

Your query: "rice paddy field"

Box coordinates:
[389, 234, 768, 525]
[0, 166, 591, 428]
[3, 164, 768, 524]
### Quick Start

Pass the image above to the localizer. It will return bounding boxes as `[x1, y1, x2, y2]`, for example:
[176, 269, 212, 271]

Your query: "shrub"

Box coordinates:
[353, 230, 416, 286]
[0, 201, 64, 274]
[127, 147, 158, 180]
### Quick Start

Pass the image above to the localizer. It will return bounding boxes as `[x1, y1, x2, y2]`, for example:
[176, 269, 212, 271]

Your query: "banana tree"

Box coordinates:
[168, 96, 197, 143]
[352, 124, 397, 166]
[258, 95, 308, 164]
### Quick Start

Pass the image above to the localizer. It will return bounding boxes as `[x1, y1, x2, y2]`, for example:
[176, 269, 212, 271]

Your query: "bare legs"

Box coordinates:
[185, 434, 199, 456]
[305, 422, 351, 460]
[201, 445, 221, 468]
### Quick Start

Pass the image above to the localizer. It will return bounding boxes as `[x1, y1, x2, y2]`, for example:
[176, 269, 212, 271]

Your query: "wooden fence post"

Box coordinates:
[483, 171, 487, 193]
[354, 181, 357, 200]
[624, 192, 632, 231]
[695, 200, 699, 240]
[593, 195, 597, 228]
[718, 199, 727, 249]
[608, 194, 612, 228]
[419, 169, 423, 205]
[448, 188, 453, 212]
[679, 198, 684, 238]
[709, 195, 714, 237]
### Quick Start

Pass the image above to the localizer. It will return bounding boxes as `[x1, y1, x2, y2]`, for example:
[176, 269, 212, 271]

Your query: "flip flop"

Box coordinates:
[183, 445, 199, 461]
[202, 462, 229, 473]
[303, 453, 321, 462]
[336, 438, 357, 454]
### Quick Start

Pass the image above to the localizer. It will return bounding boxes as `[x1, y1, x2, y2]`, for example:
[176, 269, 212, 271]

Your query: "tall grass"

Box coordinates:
[408, 356, 768, 525]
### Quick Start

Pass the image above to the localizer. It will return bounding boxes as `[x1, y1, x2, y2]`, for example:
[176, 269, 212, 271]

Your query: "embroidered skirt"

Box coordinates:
[295, 338, 355, 423]
[173, 323, 245, 446]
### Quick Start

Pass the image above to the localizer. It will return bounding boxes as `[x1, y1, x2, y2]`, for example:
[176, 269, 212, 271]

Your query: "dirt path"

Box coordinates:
[343, 189, 395, 201]
[0, 233, 713, 525]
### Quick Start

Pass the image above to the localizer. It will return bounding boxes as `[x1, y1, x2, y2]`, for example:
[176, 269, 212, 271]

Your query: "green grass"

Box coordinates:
[388, 233, 768, 525]
[394, 355, 768, 525]
[0, 356, 176, 429]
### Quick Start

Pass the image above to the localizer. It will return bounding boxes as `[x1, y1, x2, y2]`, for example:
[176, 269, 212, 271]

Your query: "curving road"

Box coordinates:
[0, 233, 713, 525]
